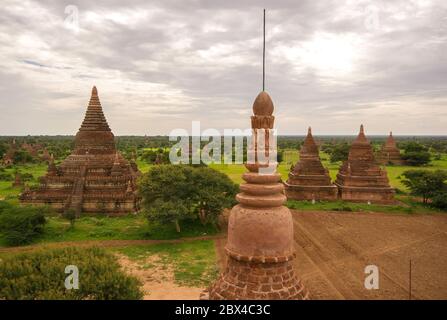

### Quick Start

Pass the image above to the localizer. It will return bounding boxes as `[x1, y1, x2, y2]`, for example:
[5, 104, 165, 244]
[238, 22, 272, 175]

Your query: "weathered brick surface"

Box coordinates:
[208, 258, 309, 300]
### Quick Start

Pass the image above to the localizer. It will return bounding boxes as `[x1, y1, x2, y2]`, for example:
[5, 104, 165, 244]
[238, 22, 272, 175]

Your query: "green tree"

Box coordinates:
[400, 170, 447, 204]
[0, 143, 7, 159]
[328, 142, 350, 163]
[12, 149, 34, 163]
[401, 142, 431, 166]
[139, 165, 237, 232]
[189, 166, 238, 225]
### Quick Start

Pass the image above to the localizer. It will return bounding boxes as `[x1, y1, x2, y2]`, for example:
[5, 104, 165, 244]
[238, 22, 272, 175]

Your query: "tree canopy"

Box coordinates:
[139, 165, 238, 232]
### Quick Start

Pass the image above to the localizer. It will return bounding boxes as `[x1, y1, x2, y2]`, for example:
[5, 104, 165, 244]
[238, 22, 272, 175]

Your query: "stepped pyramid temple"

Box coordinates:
[20, 87, 140, 216]
[285, 127, 337, 201]
[205, 91, 309, 300]
[377, 131, 405, 165]
[335, 125, 395, 203]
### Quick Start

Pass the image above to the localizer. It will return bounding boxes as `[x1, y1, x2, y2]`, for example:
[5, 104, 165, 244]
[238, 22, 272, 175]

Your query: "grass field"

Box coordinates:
[0, 163, 47, 203]
[286, 196, 443, 214]
[0, 215, 218, 247]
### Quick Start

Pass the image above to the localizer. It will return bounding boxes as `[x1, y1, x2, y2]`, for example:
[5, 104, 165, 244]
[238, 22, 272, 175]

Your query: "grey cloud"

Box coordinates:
[0, 0, 446, 135]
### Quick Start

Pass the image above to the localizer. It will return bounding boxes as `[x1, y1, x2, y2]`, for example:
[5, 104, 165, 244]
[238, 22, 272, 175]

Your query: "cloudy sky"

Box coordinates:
[0, 0, 446, 135]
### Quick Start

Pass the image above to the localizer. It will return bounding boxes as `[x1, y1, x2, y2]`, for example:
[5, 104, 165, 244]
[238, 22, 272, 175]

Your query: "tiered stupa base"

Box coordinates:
[207, 258, 308, 300]
[285, 181, 338, 201]
[336, 184, 395, 203]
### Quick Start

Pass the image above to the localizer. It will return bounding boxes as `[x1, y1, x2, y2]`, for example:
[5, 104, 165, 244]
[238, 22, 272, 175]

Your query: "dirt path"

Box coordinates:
[0, 234, 226, 254]
[117, 254, 203, 300]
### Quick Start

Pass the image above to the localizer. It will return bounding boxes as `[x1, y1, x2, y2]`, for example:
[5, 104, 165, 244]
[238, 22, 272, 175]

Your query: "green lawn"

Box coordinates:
[286, 196, 443, 214]
[0, 215, 218, 247]
[111, 240, 218, 287]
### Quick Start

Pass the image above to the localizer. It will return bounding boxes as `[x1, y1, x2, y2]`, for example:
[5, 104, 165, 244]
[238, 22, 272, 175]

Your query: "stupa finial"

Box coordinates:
[252, 91, 274, 116]
[92, 86, 98, 96]
[308, 126, 312, 136]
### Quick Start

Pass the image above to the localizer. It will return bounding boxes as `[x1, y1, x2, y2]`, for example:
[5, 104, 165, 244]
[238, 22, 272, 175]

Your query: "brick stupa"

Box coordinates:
[335, 125, 395, 203]
[20, 87, 140, 216]
[285, 127, 337, 201]
[205, 91, 309, 300]
[377, 131, 405, 165]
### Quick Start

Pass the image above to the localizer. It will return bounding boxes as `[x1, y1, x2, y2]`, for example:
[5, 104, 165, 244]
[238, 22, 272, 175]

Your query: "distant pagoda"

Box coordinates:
[377, 131, 405, 165]
[1, 139, 16, 166]
[20, 87, 140, 216]
[285, 127, 337, 201]
[335, 125, 395, 203]
[12, 172, 23, 188]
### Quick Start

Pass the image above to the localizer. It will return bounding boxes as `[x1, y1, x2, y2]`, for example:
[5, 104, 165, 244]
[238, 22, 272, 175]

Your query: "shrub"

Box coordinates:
[432, 193, 447, 210]
[63, 208, 77, 228]
[0, 172, 12, 181]
[0, 247, 143, 300]
[0, 202, 48, 246]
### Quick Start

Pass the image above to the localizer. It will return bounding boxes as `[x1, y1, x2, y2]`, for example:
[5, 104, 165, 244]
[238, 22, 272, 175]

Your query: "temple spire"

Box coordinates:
[79, 86, 111, 132]
[262, 8, 266, 91]
[355, 124, 368, 143]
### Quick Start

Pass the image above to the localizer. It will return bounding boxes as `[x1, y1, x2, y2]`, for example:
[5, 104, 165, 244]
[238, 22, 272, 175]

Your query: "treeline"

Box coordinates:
[1, 135, 446, 165]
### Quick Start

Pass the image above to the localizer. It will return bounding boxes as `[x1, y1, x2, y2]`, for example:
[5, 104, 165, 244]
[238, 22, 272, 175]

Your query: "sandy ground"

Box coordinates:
[290, 210, 447, 300]
[117, 254, 204, 300]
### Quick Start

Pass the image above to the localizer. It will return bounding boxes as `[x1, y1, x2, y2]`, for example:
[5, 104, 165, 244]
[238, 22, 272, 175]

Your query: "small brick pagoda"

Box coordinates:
[2, 139, 16, 166]
[335, 125, 395, 203]
[285, 127, 337, 201]
[205, 91, 309, 300]
[20, 87, 140, 216]
[12, 173, 23, 188]
[377, 131, 405, 165]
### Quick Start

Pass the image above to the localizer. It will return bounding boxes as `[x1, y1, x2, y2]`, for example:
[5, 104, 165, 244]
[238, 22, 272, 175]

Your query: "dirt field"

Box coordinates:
[291, 210, 447, 300]
[216, 210, 447, 300]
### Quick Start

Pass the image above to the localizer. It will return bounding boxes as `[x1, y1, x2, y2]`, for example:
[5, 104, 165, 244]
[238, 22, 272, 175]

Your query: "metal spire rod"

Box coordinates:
[263, 9, 266, 91]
